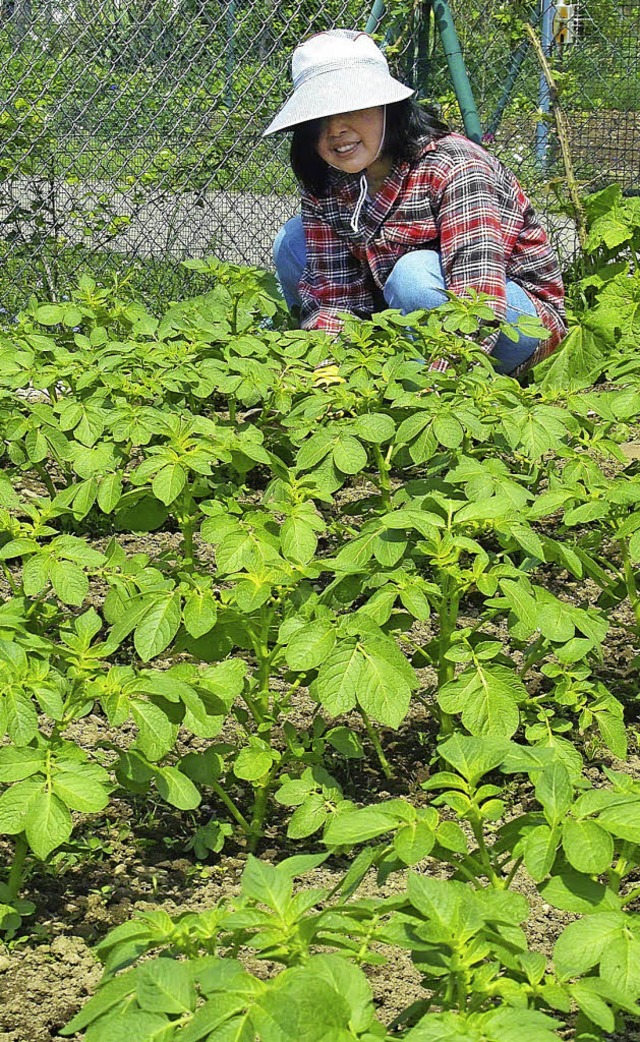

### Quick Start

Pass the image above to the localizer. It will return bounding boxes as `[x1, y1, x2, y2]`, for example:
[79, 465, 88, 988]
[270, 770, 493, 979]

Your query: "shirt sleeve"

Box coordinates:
[436, 156, 509, 354]
[299, 194, 377, 335]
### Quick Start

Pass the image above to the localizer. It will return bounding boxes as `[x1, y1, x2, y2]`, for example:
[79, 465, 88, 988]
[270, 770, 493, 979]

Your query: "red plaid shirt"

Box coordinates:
[299, 133, 566, 371]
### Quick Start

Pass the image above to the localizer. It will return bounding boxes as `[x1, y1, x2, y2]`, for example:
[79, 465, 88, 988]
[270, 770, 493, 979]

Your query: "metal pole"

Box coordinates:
[365, 0, 386, 34]
[225, 0, 236, 108]
[535, 0, 555, 168]
[431, 0, 483, 142]
[486, 9, 540, 139]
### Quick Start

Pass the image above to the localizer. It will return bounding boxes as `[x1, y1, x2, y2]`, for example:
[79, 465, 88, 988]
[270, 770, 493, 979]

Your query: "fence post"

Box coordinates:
[431, 0, 483, 143]
[225, 0, 236, 107]
[535, 0, 555, 169]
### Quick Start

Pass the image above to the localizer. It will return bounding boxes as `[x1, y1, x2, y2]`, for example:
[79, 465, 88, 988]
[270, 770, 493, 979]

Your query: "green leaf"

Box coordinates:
[600, 931, 640, 995]
[179, 995, 253, 1042]
[60, 972, 138, 1034]
[152, 463, 187, 506]
[433, 414, 464, 448]
[356, 641, 412, 729]
[598, 799, 640, 843]
[155, 766, 201, 810]
[241, 856, 291, 915]
[553, 913, 624, 980]
[314, 640, 361, 716]
[98, 473, 124, 514]
[24, 789, 73, 859]
[49, 560, 89, 607]
[134, 594, 182, 661]
[373, 530, 407, 567]
[435, 820, 468, 854]
[296, 432, 333, 472]
[285, 620, 336, 671]
[439, 668, 521, 738]
[215, 530, 257, 573]
[84, 1010, 171, 1042]
[523, 825, 558, 882]
[570, 981, 615, 1033]
[562, 819, 614, 874]
[287, 795, 328, 840]
[437, 734, 509, 785]
[234, 745, 275, 782]
[535, 763, 573, 828]
[281, 516, 317, 564]
[5, 689, 38, 745]
[500, 579, 538, 634]
[538, 325, 607, 392]
[22, 553, 51, 597]
[183, 590, 217, 639]
[0, 746, 46, 783]
[0, 779, 43, 835]
[131, 701, 177, 761]
[235, 577, 271, 614]
[353, 413, 395, 443]
[52, 767, 110, 813]
[35, 304, 65, 325]
[325, 727, 364, 759]
[324, 803, 405, 846]
[137, 958, 197, 1015]
[540, 869, 617, 914]
[332, 435, 368, 475]
[536, 591, 575, 643]
[394, 820, 436, 865]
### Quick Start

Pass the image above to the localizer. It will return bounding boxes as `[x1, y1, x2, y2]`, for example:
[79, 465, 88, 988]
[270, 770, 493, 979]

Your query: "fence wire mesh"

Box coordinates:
[0, 0, 638, 311]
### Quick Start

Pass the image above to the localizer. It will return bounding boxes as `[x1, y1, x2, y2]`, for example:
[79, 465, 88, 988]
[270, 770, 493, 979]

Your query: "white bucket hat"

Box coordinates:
[262, 29, 414, 136]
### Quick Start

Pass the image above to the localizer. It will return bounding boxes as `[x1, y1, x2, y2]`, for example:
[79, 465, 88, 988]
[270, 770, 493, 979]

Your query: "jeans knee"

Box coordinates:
[383, 250, 446, 313]
[273, 216, 304, 269]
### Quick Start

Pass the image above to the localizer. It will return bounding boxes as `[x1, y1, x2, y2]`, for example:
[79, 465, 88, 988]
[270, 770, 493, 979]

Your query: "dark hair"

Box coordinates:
[289, 97, 449, 196]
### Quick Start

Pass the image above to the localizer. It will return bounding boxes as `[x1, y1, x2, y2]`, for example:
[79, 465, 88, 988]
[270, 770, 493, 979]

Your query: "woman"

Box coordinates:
[263, 29, 567, 376]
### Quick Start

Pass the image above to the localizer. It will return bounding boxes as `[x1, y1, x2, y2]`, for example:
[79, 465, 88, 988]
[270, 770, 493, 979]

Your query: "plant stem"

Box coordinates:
[180, 520, 197, 571]
[524, 23, 588, 250]
[518, 635, 546, 679]
[468, 809, 500, 887]
[1, 562, 18, 594]
[358, 707, 395, 780]
[437, 573, 460, 735]
[35, 464, 57, 499]
[372, 444, 392, 510]
[7, 835, 29, 901]
[211, 781, 252, 835]
[608, 843, 631, 895]
[619, 540, 640, 631]
[248, 765, 279, 852]
[620, 883, 640, 908]
[504, 855, 524, 890]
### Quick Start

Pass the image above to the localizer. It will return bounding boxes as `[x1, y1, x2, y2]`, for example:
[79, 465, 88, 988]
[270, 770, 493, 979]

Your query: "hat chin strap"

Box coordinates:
[350, 107, 386, 233]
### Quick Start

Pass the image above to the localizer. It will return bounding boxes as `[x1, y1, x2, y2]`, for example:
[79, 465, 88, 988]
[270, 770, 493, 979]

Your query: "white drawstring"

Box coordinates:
[349, 107, 386, 233]
[350, 173, 368, 233]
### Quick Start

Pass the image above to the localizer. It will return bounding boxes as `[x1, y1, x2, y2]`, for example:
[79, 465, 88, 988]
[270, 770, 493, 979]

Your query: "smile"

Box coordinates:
[334, 142, 359, 155]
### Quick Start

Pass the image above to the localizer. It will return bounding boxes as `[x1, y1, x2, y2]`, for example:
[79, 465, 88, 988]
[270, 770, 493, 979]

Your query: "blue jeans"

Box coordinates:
[273, 215, 540, 375]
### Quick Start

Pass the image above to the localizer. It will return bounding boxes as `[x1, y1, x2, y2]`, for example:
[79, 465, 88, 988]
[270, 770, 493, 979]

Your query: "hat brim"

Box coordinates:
[263, 77, 415, 136]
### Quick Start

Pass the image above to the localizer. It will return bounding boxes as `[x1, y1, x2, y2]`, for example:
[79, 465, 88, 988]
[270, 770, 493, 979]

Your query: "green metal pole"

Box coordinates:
[225, 0, 236, 107]
[431, 0, 483, 142]
[365, 0, 386, 34]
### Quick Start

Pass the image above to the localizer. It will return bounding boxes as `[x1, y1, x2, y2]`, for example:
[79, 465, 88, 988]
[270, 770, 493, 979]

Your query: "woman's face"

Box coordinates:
[315, 106, 385, 173]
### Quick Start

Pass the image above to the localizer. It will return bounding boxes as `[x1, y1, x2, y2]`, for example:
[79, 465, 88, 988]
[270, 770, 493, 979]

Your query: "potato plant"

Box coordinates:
[2, 200, 640, 1038]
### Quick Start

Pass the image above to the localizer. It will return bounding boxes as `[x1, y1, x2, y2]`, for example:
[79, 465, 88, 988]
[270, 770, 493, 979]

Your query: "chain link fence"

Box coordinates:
[0, 0, 638, 311]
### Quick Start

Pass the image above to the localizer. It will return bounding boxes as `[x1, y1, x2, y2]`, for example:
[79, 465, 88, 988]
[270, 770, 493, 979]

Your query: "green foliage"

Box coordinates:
[0, 252, 639, 1039]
